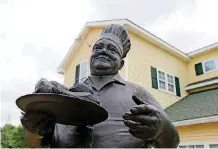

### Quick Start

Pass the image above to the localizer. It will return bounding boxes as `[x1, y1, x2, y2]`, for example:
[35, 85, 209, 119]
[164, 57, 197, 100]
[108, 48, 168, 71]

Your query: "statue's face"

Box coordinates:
[90, 38, 123, 76]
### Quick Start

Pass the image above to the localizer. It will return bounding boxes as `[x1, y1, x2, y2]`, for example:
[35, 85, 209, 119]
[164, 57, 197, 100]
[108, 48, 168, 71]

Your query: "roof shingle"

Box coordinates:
[165, 88, 218, 122]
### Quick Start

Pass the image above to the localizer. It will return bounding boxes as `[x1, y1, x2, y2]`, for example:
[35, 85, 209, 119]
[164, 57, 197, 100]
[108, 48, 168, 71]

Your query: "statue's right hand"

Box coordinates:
[21, 111, 56, 136]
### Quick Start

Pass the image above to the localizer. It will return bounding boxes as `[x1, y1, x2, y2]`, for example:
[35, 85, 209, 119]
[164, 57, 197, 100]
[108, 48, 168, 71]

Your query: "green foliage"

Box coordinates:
[1, 124, 26, 148]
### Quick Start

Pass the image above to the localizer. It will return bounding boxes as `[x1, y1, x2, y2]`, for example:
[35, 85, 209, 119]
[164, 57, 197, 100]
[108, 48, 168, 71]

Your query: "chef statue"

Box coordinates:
[20, 24, 180, 148]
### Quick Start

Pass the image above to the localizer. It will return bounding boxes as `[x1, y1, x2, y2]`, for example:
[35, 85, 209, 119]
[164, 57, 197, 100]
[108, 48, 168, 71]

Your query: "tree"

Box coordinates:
[1, 124, 26, 148]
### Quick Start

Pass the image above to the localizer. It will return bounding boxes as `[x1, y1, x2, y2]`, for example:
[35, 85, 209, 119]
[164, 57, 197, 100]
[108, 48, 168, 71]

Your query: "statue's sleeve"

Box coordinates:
[135, 85, 168, 117]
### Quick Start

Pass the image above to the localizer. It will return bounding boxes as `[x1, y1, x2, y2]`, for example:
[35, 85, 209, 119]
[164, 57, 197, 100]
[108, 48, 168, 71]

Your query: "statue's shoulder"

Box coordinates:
[124, 81, 148, 94]
[125, 81, 164, 113]
[125, 81, 155, 102]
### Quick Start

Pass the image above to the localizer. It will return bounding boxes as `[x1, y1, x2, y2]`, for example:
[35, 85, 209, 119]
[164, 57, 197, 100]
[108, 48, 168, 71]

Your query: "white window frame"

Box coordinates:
[202, 57, 218, 74]
[77, 61, 90, 83]
[179, 142, 218, 149]
[157, 69, 176, 95]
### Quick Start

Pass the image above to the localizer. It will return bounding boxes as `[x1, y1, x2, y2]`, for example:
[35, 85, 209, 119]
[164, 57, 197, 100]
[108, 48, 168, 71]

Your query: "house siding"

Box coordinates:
[177, 122, 218, 142]
[127, 32, 188, 108]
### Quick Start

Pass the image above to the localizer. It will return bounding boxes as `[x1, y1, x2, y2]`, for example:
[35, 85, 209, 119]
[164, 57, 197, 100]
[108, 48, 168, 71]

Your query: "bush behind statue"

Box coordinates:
[1, 124, 26, 148]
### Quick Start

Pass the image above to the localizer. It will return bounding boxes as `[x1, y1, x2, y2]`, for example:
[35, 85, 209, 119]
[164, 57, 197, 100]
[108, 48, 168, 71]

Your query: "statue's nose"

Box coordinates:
[102, 47, 107, 52]
[101, 47, 108, 54]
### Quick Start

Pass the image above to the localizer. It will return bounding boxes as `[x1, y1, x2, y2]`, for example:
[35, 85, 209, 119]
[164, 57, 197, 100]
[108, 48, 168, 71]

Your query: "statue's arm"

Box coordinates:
[135, 85, 180, 148]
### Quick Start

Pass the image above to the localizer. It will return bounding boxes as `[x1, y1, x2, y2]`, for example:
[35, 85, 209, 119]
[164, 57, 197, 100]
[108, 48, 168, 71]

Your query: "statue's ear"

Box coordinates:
[119, 60, 124, 70]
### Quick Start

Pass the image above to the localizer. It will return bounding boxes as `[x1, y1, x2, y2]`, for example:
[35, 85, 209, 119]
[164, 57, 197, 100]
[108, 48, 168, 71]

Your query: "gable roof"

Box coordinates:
[57, 19, 190, 74]
[165, 88, 218, 122]
[57, 19, 217, 74]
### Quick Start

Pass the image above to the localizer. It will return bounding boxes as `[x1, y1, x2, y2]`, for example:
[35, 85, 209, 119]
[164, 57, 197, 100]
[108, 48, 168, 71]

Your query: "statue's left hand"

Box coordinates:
[123, 95, 166, 141]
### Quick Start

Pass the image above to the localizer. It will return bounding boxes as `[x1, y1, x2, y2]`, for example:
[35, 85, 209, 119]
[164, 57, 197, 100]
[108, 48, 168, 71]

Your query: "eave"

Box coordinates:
[173, 115, 218, 127]
[187, 42, 218, 58]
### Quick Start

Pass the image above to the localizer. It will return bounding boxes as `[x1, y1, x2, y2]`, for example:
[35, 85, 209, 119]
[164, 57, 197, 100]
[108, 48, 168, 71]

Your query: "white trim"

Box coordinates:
[57, 19, 191, 74]
[185, 78, 218, 90]
[173, 115, 218, 126]
[188, 42, 218, 57]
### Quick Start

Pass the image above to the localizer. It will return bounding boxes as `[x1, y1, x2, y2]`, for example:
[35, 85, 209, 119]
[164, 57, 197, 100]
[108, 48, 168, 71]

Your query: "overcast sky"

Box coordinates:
[0, 0, 218, 126]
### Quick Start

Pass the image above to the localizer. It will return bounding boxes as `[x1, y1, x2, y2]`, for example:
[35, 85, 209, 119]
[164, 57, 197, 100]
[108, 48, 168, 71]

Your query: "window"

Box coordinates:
[179, 143, 218, 148]
[210, 144, 218, 148]
[151, 66, 181, 96]
[179, 145, 203, 148]
[157, 70, 176, 94]
[195, 57, 218, 76]
[79, 62, 89, 82]
[75, 61, 89, 83]
[203, 59, 216, 73]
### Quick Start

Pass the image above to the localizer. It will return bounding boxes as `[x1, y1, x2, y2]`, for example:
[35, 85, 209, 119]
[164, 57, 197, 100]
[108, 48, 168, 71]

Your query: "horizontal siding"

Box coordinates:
[187, 49, 218, 84]
[177, 122, 218, 142]
[127, 32, 189, 108]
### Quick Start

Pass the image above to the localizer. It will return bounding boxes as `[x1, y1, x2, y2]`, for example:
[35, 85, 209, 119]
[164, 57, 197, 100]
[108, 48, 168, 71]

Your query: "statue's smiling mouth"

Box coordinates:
[95, 56, 111, 61]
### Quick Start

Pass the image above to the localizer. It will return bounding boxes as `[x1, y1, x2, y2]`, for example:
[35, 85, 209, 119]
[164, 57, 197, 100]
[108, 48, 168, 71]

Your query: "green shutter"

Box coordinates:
[151, 66, 158, 89]
[195, 63, 203, 76]
[175, 77, 181, 97]
[75, 64, 80, 84]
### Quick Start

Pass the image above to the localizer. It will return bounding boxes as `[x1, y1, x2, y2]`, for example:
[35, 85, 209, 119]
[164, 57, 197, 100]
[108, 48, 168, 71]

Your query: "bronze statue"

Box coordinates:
[19, 24, 180, 148]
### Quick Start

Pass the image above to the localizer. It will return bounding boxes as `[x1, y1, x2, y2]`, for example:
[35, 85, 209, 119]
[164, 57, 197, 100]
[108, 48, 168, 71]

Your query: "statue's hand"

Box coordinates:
[21, 111, 56, 136]
[123, 95, 166, 141]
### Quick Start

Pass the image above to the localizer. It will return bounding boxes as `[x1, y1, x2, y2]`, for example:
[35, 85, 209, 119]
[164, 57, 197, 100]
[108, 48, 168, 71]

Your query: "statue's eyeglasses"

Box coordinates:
[93, 43, 122, 57]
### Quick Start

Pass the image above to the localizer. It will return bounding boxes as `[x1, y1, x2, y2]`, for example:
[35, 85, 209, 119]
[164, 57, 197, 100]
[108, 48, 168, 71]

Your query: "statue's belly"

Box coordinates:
[92, 85, 146, 148]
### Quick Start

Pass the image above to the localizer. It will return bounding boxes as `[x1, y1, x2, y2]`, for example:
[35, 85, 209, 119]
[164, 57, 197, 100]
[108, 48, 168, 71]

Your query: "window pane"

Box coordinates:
[167, 74, 174, 84]
[168, 84, 174, 93]
[210, 144, 218, 148]
[79, 62, 89, 82]
[159, 80, 166, 89]
[187, 145, 194, 148]
[196, 145, 204, 148]
[158, 71, 165, 81]
[179, 146, 186, 148]
[204, 60, 216, 72]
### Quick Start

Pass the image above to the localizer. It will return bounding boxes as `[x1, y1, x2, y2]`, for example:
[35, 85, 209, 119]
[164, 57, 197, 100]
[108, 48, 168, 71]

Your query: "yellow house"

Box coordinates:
[57, 19, 218, 148]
